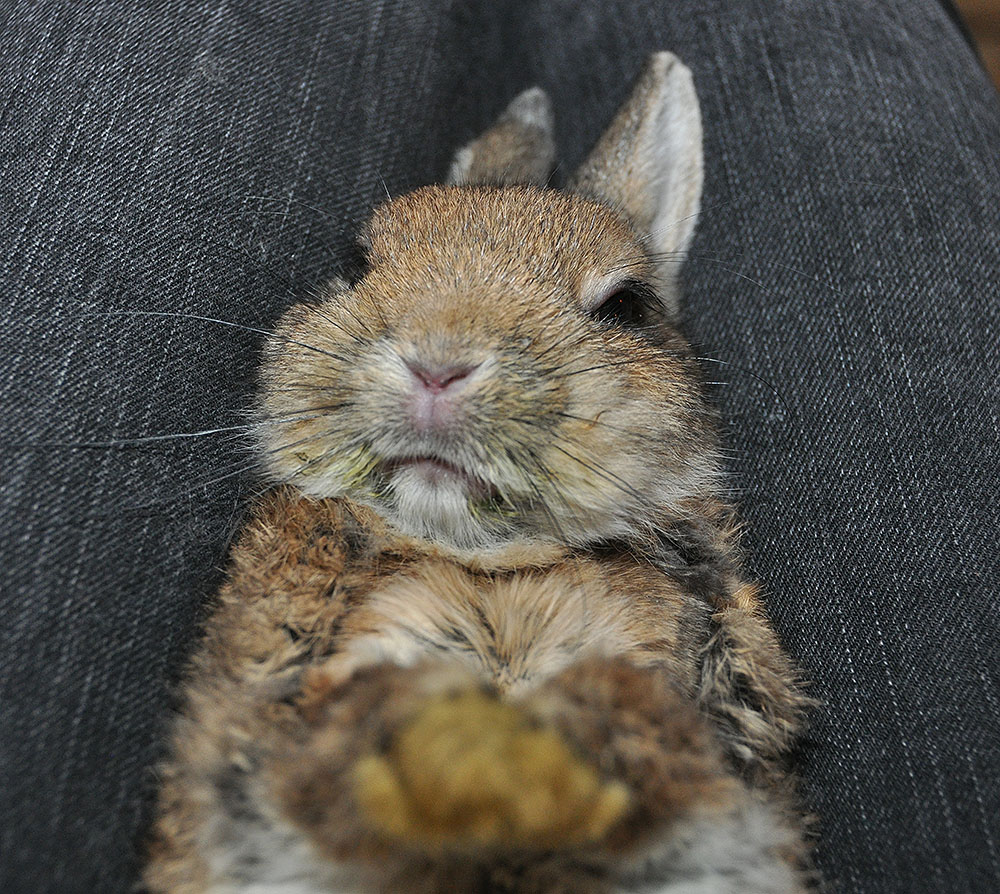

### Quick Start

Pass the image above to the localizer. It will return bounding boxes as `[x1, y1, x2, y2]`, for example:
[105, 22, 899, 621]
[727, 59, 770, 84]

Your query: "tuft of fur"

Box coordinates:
[146, 52, 813, 894]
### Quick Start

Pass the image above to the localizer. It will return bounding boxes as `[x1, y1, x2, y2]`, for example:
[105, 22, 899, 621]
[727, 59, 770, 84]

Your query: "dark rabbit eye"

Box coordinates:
[590, 281, 657, 329]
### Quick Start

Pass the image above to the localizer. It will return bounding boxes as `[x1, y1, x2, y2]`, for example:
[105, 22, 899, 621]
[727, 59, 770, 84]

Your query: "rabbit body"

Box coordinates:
[146, 54, 812, 893]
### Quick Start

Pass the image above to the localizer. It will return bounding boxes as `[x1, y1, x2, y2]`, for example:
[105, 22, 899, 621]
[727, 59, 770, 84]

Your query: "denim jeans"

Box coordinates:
[1, 1, 997, 891]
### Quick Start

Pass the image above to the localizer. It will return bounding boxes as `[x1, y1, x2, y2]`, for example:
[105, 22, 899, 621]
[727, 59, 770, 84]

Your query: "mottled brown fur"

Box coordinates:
[146, 488, 809, 892]
[146, 52, 812, 894]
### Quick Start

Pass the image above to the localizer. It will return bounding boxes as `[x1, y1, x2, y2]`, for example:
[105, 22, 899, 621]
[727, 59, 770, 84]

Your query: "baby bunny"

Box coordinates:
[145, 52, 812, 894]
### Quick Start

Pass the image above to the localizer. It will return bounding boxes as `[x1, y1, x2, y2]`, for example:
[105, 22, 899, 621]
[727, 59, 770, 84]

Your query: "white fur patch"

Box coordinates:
[386, 464, 484, 547]
[611, 799, 802, 894]
[203, 775, 363, 894]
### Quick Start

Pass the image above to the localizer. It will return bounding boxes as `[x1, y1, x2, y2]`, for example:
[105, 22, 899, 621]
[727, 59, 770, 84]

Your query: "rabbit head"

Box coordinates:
[257, 53, 715, 552]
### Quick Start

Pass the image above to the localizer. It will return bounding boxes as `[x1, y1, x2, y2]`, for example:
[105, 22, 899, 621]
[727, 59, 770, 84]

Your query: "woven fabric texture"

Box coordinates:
[1, 1, 998, 891]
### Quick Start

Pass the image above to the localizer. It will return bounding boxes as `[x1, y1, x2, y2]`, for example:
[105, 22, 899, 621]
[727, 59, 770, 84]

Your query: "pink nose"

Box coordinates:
[406, 361, 478, 393]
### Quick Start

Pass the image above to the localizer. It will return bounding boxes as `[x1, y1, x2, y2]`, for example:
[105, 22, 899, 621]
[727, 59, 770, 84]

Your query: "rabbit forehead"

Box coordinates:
[361, 184, 650, 300]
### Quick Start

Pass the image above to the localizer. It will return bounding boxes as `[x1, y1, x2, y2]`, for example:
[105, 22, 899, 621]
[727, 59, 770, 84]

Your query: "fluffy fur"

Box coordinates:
[145, 53, 813, 894]
[256, 184, 717, 552]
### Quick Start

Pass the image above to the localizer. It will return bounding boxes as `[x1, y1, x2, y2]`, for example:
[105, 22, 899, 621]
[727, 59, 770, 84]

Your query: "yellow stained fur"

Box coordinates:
[354, 691, 629, 851]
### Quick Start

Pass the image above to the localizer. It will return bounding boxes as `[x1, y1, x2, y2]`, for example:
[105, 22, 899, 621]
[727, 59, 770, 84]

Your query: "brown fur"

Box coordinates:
[146, 53, 812, 894]
[146, 489, 810, 892]
[257, 185, 716, 554]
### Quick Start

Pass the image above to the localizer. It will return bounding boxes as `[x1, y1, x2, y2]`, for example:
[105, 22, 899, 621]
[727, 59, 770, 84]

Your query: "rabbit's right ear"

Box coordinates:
[571, 53, 703, 317]
[447, 87, 555, 186]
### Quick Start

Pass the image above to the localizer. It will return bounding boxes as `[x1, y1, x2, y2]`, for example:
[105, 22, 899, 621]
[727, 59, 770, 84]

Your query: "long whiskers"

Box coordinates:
[79, 310, 352, 365]
[22, 405, 354, 450]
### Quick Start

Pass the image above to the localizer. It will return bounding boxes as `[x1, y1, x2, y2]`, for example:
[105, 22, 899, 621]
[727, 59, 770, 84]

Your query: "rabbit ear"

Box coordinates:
[571, 53, 703, 317]
[447, 87, 556, 186]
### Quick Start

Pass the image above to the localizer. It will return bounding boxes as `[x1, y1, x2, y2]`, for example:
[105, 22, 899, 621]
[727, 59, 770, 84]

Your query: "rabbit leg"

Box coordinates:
[522, 657, 809, 894]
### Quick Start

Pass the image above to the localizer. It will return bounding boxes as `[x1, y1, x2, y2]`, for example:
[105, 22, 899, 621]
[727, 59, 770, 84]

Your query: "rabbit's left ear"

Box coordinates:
[447, 87, 555, 186]
[571, 53, 703, 316]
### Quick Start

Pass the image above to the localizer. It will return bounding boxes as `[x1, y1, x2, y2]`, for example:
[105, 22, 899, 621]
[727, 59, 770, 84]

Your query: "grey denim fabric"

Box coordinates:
[1, 1, 998, 892]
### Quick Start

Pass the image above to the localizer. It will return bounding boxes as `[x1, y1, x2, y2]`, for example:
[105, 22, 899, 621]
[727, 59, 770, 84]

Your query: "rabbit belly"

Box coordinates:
[146, 493, 807, 893]
[203, 813, 356, 894]
[608, 802, 804, 894]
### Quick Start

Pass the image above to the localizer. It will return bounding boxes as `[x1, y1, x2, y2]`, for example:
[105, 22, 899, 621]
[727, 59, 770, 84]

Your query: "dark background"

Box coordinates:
[1, 1, 998, 891]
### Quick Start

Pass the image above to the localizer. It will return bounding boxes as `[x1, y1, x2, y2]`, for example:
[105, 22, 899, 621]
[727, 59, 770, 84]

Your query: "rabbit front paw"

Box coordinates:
[353, 688, 629, 853]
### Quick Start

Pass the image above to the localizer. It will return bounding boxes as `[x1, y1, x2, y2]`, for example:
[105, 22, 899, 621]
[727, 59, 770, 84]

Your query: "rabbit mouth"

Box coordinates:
[384, 456, 497, 500]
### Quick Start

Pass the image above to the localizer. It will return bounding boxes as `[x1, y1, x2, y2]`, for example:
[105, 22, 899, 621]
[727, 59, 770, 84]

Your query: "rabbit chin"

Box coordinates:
[382, 464, 502, 549]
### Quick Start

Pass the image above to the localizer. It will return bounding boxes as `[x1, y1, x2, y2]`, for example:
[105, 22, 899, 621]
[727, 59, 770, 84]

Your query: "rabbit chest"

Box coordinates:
[332, 551, 711, 699]
[205, 489, 711, 702]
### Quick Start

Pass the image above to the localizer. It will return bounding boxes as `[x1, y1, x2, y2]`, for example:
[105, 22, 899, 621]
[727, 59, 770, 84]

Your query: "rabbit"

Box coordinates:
[144, 52, 812, 894]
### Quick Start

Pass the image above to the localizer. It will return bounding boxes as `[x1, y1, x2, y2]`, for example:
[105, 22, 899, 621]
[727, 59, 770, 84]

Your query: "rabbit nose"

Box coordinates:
[406, 361, 478, 394]
[404, 359, 481, 433]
